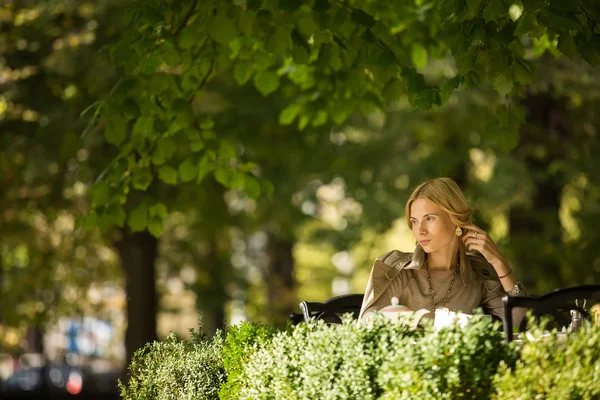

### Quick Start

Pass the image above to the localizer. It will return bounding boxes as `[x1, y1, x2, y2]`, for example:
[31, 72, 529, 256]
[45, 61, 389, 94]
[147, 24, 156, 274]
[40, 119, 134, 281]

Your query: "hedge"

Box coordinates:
[119, 314, 600, 400]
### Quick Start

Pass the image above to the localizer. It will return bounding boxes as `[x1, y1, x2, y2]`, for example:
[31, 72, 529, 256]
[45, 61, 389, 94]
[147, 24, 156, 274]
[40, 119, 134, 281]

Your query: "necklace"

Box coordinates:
[425, 258, 459, 312]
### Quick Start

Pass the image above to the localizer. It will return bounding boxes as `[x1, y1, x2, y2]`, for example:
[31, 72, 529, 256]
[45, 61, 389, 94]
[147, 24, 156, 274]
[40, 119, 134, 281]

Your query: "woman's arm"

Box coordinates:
[461, 224, 526, 294]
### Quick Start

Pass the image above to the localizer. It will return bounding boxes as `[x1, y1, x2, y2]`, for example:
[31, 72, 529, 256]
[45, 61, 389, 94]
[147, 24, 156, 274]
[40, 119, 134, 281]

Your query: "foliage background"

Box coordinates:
[1, 0, 600, 381]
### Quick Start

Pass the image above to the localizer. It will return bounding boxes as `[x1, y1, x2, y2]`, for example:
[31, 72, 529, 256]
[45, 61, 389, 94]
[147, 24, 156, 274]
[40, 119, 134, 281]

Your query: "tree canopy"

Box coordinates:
[87, 0, 600, 234]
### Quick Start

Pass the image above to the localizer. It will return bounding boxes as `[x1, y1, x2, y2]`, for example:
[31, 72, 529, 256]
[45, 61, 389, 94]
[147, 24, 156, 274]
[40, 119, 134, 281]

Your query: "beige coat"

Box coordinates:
[359, 248, 525, 325]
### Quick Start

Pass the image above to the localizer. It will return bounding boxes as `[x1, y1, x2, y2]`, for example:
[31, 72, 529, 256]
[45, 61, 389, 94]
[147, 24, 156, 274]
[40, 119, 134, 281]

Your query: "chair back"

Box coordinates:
[503, 284, 600, 342]
[298, 294, 364, 324]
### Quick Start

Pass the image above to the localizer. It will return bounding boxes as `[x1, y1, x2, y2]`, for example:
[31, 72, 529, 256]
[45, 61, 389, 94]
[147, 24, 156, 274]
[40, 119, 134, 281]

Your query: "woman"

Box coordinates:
[359, 177, 526, 325]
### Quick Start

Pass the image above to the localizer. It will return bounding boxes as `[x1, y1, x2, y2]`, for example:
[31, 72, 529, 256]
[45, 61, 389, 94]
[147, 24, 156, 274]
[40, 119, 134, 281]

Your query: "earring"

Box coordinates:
[455, 227, 463, 236]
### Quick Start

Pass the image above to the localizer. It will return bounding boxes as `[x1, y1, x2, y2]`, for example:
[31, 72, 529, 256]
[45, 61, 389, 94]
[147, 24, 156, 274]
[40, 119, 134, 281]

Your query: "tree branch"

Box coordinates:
[174, 0, 199, 36]
[188, 57, 215, 104]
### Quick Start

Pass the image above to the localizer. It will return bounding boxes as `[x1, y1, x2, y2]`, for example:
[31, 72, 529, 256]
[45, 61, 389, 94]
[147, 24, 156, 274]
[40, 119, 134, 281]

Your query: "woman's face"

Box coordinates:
[409, 198, 457, 254]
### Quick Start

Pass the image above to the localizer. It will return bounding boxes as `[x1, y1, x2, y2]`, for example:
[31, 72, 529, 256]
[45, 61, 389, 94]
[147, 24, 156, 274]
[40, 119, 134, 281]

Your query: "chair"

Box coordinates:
[296, 294, 364, 324]
[503, 284, 600, 343]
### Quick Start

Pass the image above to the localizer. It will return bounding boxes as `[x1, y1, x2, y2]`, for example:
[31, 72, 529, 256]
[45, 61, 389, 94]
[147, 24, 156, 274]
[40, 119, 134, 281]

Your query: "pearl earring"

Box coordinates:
[455, 227, 463, 236]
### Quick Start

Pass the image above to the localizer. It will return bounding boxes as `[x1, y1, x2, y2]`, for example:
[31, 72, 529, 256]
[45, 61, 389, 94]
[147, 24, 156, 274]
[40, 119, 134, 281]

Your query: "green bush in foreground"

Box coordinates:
[118, 329, 225, 400]
[492, 322, 600, 400]
[378, 315, 517, 400]
[117, 317, 600, 400]
[238, 314, 418, 400]
[219, 322, 278, 400]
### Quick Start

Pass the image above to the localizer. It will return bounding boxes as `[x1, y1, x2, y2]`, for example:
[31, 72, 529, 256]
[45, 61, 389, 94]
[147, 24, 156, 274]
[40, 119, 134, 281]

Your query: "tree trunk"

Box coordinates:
[509, 91, 568, 292]
[114, 230, 159, 367]
[266, 236, 296, 326]
[196, 240, 227, 337]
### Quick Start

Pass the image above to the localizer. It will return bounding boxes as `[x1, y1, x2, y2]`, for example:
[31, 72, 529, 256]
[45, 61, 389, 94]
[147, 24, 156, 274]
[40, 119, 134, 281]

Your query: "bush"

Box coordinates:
[118, 329, 225, 400]
[219, 322, 278, 400]
[492, 322, 600, 400]
[237, 314, 418, 400]
[378, 314, 517, 400]
[116, 316, 600, 400]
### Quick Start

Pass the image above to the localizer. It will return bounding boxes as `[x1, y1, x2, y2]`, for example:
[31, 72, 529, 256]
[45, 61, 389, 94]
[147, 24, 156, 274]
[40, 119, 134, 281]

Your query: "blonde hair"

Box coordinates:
[405, 177, 472, 229]
[405, 177, 472, 269]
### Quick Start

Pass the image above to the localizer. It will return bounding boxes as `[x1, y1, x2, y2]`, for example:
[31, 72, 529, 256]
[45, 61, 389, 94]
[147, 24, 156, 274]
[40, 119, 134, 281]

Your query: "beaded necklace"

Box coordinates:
[425, 256, 459, 312]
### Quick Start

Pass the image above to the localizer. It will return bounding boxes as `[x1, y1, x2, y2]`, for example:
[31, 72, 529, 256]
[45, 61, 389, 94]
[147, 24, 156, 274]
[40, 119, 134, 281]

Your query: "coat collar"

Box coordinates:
[400, 246, 490, 286]
[359, 247, 500, 319]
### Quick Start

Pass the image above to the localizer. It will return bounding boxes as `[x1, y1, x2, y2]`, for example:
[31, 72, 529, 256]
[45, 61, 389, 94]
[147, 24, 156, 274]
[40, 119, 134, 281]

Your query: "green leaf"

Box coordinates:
[230, 170, 246, 189]
[514, 12, 538, 37]
[91, 182, 111, 206]
[179, 25, 199, 49]
[148, 217, 164, 237]
[330, 100, 355, 125]
[411, 44, 428, 69]
[557, 33, 578, 59]
[382, 78, 404, 104]
[107, 204, 126, 228]
[196, 156, 215, 184]
[208, 13, 238, 45]
[466, 0, 479, 15]
[278, 0, 302, 12]
[314, 0, 330, 11]
[191, 139, 205, 152]
[298, 114, 310, 130]
[179, 158, 198, 182]
[291, 44, 310, 64]
[234, 61, 254, 85]
[351, 9, 376, 28]
[122, 97, 141, 119]
[139, 7, 163, 25]
[158, 165, 178, 184]
[409, 88, 438, 112]
[105, 118, 127, 146]
[544, 10, 581, 31]
[200, 118, 215, 130]
[151, 137, 177, 165]
[215, 166, 232, 186]
[262, 180, 275, 199]
[312, 110, 328, 127]
[440, 75, 462, 104]
[244, 176, 262, 199]
[129, 203, 148, 232]
[265, 26, 291, 55]
[253, 70, 280, 96]
[132, 167, 154, 191]
[171, 99, 194, 130]
[296, 14, 319, 37]
[581, 35, 600, 67]
[493, 72, 514, 97]
[239, 162, 257, 172]
[83, 212, 97, 231]
[403, 69, 427, 93]
[247, 0, 262, 11]
[219, 140, 237, 159]
[483, 0, 506, 22]
[142, 53, 162, 74]
[96, 211, 111, 232]
[133, 116, 154, 139]
[279, 103, 302, 125]
[512, 60, 534, 84]
[149, 202, 168, 219]
[238, 9, 255, 35]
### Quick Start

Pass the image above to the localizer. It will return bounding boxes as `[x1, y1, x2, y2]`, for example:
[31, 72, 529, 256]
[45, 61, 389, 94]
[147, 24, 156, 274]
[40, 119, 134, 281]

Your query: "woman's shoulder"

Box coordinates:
[375, 250, 413, 268]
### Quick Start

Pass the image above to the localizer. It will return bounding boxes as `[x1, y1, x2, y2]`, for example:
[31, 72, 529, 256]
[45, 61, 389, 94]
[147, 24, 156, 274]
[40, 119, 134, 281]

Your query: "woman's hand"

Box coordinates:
[461, 223, 510, 275]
